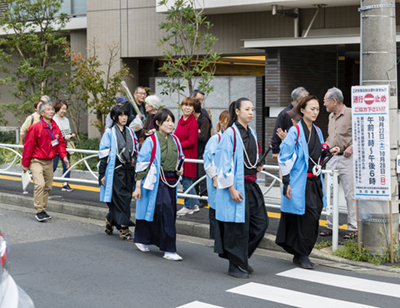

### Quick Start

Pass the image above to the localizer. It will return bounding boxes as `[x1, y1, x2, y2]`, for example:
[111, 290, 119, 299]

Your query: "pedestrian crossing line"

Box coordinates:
[227, 282, 377, 308]
[176, 301, 224, 308]
[277, 268, 400, 299]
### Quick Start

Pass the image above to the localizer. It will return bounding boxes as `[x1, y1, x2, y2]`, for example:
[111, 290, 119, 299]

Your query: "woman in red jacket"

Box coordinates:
[174, 97, 201, 216]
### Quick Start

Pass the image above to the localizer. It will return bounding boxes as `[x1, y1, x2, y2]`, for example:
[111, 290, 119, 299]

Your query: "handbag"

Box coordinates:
[67, 140, 76, 155]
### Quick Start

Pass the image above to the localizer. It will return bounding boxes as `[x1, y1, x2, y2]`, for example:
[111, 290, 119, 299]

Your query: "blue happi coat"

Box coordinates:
[135, 134, 184, 222]
[215, 123, 259, 223]
[99, 126, 138, 203]
[203, 132, 222, 210]
[278, 120, 327, 215]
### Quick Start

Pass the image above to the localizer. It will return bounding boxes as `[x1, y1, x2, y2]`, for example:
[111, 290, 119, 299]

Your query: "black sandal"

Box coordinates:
[104, 219, 114, 235]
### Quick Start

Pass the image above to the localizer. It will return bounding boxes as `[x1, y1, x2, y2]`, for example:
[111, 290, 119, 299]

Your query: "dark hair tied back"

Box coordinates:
[227, 97, 250, 127]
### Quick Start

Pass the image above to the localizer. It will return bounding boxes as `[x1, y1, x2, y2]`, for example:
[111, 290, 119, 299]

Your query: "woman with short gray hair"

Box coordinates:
[141, 95, 163, 138]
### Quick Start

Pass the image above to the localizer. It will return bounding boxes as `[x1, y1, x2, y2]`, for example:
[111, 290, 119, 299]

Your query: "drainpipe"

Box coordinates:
[294, 8, 299, 38]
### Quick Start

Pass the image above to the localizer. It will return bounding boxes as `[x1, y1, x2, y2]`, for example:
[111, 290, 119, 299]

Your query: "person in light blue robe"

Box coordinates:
[203, 110, 229, 239]
[134, 108, 185, 261]
[98, 105, 138, 242]
[276, 95, 339, 269]
[214, 98, 269, 279]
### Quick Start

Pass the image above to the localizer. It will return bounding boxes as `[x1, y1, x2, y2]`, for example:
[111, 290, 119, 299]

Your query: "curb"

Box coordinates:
[1, 191, 400, 274]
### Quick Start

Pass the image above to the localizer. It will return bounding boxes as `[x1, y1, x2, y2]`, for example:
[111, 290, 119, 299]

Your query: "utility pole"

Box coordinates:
[359, 0, 399, 256]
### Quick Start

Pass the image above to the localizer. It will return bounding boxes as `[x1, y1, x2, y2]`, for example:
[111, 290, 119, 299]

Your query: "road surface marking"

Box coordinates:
[227, 282, 377, 308]
[278, 268, 400, 298]
[176, 301, 224, 308]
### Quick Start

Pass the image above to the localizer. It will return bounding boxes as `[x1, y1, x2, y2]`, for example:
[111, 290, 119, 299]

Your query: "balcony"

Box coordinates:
[156, 0, 359, 14]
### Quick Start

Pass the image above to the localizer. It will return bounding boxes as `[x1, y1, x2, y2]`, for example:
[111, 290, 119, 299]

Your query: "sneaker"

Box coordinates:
[135, 243, 150, 252]
[42, 211, 51, 220]
[61, 184, 74, 192]
[163, 252, 183, 261]
[192, 205, 200, 213]
[177, 207, 194, 216]
[35, 211, 46, 222]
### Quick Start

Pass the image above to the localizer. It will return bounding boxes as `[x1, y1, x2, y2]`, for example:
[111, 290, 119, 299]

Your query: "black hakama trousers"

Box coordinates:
[209, 207, 216, 240]
[275, 177, 324, 257]
[134, 171, 178, 252]
[106, 165, 135, 228]
[214, 182, 269, 269]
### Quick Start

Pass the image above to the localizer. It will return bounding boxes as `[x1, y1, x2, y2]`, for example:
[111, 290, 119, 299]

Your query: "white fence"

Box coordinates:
[0, 143, 341, 251]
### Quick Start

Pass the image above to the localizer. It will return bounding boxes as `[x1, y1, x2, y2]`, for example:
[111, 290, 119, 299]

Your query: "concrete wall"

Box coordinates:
[155, 76, 257, 131]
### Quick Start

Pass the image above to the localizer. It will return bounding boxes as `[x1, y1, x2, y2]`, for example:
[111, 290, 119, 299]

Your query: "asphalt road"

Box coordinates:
[2, 204, 400, 308]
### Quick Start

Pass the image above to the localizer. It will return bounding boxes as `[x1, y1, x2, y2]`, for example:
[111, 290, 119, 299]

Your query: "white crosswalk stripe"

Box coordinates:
[176, 301, 224, 308]
[177, 269, 400, 308]
[227, 282, 378, 308]
[277, 268, 400, 298]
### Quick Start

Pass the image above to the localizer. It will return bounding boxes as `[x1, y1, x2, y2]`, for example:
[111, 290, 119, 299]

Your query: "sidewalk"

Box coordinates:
[1, 190, 399, 275]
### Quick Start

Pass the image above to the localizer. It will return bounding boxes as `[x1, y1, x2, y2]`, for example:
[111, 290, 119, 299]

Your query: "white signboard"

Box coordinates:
[352, 85, 391, 200]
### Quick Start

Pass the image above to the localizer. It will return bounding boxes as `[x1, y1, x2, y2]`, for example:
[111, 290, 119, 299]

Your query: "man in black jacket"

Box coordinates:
[271, 87, 309, 159]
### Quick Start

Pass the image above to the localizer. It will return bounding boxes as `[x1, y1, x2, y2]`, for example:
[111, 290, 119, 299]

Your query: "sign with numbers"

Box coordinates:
[352, 85, 391, 200]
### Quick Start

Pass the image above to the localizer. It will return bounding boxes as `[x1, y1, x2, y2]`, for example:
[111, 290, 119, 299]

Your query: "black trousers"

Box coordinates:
[214, 182, 269, 269]
[106, 165, 135, 228]
[275, 177, 324, 256]
[134, 172, 178, 252]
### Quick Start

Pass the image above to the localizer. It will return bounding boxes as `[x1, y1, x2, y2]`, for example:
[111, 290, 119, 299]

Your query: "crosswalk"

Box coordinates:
[176, 268, 400, 308]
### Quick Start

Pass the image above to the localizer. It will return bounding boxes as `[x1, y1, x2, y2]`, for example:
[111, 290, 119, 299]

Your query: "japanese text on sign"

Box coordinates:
[352, 85, 391, 200]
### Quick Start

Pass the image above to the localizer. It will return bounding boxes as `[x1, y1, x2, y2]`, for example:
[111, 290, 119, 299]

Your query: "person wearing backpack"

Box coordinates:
[276, 95, 340, 269]
[134, 108, 185, 261]
[98, 105, 138, 242]
[214, 98, 269, 279]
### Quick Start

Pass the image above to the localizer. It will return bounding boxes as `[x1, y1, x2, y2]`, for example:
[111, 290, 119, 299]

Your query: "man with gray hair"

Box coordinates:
[320, 87, 357, 239]
[22, 101, 69, 222]
[19, 95, 51, 145]
[271, 87, 309, 158]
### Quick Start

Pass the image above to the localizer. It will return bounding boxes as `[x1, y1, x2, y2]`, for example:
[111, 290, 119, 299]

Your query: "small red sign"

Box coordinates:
[365, 93, 374, 105]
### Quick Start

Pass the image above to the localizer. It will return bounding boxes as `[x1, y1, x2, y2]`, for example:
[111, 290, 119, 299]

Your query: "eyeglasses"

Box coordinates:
[136, 92, 147, 96]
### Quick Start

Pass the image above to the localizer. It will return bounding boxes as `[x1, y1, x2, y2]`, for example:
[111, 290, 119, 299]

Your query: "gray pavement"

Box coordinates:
[1, 189, 400, 276]
[2, 203, 400, 308]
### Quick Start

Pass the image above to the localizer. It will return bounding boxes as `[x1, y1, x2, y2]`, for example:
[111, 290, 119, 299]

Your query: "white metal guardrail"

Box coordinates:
[0, 143, 341, 251]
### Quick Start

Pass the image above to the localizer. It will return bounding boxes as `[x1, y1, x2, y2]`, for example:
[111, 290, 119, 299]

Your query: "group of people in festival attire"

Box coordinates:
[97, 88, 343, 279]
[19, 83, 346, 278]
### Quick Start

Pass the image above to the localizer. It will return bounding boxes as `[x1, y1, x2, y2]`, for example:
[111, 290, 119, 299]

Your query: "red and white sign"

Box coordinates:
[352, 85, 390, 201]
[364, 93, 374, 105]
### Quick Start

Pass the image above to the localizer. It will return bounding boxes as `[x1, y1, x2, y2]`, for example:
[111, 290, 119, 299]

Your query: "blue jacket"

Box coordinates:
[203, 133, 222, 210]
[99, 126, 138, 203]
[135, 134, 184, 222]
[278, 120, 327, 215]
[215, 124, 259, 223]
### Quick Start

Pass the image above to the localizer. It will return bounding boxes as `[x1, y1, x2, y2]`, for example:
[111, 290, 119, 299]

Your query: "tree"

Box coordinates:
[0, 0, 70, 119]
[157, 0, 221, 102]
[65, 39, 130, 135]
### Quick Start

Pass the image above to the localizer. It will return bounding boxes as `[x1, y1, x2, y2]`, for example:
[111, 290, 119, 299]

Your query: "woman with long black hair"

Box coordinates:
[214, 98, 269, 278]
[276, 95, 339, 269]
[98, 105, 138, 242]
